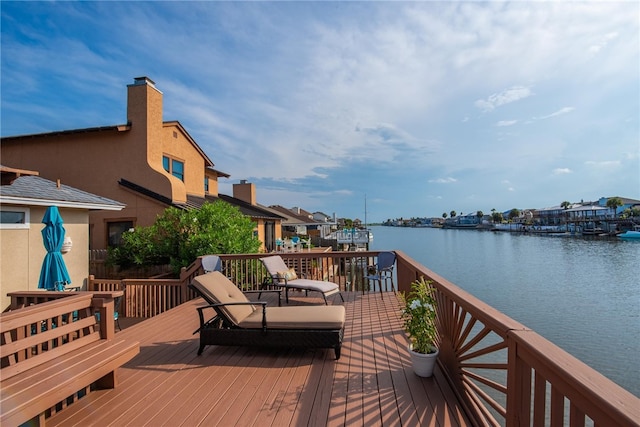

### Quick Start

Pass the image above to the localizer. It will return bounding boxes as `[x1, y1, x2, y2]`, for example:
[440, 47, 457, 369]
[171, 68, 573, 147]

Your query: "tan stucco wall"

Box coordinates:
[0, 206, 89, 311]
[161, 125, 209, 198]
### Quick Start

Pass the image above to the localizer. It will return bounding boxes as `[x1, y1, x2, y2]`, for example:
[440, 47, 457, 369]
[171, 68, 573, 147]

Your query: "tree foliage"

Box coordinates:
[606, 196, 623, 217]
[108, 201, 261, 275]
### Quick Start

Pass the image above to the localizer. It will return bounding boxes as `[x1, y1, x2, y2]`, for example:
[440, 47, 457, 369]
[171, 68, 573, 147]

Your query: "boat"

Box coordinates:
[618, 229, 640, 240]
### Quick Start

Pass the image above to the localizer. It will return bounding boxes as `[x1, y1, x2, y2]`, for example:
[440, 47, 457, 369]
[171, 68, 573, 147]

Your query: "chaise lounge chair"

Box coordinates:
[190, 271, 346, 359]
[260, 255, 344, 305]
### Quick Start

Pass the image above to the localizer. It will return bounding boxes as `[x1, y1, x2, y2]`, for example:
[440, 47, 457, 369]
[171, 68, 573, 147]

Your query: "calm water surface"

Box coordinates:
[369, 225, 640, 397]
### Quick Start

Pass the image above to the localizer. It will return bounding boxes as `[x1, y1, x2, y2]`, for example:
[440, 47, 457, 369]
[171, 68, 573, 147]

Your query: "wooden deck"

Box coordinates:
[48, 291, 471, 426]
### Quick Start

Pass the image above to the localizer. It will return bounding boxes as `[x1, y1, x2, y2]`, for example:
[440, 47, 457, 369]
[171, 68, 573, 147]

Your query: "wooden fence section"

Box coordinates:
[217, 250, 374, 292]
[88, 276, 197, 318]
[395, 250, 639, 427]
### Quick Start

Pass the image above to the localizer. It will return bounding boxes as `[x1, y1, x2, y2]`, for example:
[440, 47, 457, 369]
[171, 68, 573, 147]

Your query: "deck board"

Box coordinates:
[47, 291, 471, 426]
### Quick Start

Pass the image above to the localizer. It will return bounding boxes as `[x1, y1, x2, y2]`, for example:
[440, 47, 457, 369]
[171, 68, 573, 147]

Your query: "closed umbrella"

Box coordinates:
[38, 206, 72, 291]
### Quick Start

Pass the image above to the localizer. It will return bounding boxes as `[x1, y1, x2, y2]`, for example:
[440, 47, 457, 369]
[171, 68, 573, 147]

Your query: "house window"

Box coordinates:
[107, 220, 134, 247]
[204, 176, 210, 193]
[0, 207, 30, 229]
[162, 155, 185, 181]
[172, 159, 184, 181]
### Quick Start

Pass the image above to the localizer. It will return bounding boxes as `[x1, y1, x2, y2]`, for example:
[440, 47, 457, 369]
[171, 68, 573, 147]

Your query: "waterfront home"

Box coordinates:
[0, 77, 283, 252]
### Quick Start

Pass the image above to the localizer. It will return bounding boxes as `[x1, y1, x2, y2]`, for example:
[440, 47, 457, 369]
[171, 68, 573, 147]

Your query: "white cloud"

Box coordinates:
[429, 177, 457, 184]
[536, 107, 575, 120]
[589, 32, 619, 54]
[475, 86, 533, 112]
[585, 160, 621, 169]
[553, 168, 572, 175]
[497, 120, 518, 127]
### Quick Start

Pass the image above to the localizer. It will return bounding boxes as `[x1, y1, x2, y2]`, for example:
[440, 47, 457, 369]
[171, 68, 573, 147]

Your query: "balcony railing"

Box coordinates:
[87, 250, 639, 426]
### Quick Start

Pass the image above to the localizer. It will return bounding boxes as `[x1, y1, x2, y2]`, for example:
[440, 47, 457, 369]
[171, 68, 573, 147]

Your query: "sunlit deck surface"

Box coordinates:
[48, 291, 471, 426]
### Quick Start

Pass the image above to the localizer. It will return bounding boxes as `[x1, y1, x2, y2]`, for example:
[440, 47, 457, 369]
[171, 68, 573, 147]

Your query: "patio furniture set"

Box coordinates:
[189, 253, 395, 360]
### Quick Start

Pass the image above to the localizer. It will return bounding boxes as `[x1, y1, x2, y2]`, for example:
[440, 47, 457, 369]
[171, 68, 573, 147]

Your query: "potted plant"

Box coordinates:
[399, 277, 439, 377]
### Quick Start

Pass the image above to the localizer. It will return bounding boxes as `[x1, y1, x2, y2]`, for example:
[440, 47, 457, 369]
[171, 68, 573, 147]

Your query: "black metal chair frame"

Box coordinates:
[189, 281, 344, 359]
[364, 251, 396, 297]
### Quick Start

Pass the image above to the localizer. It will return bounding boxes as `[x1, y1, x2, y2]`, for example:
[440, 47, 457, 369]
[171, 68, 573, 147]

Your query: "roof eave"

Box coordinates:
[0, 196, 125, 211]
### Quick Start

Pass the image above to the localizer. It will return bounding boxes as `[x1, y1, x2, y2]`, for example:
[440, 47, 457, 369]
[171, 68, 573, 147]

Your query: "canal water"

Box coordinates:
[369, 225, 640, 397]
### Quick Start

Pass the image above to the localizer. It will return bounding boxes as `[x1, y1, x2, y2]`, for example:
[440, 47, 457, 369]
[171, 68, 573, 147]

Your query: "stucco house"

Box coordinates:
[0, 77, 282, 251]
[0, 166, 125, 311]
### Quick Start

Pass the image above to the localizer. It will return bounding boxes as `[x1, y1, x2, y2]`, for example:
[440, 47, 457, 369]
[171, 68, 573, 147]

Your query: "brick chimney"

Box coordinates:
[233, 180, 256, 205]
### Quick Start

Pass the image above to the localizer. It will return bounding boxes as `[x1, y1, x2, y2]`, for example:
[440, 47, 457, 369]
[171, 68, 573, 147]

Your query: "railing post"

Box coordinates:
[93, 296, 115, 340]
[506, 332, 532, 427]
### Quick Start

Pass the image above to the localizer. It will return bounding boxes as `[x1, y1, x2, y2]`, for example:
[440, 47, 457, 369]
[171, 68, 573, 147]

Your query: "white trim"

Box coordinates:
[0, 196, 124, 211]
[0, 206, 30, 229]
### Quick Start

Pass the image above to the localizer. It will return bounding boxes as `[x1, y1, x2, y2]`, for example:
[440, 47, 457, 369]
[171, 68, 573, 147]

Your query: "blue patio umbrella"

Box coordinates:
[38, 206, 72, 291]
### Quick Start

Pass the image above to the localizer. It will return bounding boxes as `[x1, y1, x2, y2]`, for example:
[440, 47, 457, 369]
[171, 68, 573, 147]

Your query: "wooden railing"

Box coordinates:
[395, 250, 639, 427]
[88, 275, 198, 318]
[88, 250, 639, 426]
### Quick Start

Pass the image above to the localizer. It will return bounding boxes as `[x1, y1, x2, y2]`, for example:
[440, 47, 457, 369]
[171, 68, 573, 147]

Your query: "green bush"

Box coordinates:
[108, 201, 261, 275]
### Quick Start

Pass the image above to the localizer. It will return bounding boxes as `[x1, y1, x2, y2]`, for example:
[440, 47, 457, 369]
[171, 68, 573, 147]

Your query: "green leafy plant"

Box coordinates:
[399, 277, 438, 354]
[108, 201, 261, 275]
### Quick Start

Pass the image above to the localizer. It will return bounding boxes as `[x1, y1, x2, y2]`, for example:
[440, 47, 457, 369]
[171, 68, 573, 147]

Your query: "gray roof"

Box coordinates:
[0, 176, 125, 210]
[566, 205, 608, 212]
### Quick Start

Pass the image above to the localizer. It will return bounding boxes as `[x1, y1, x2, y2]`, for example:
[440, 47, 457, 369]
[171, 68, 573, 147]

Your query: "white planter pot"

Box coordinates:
[408, 344, 439, 377]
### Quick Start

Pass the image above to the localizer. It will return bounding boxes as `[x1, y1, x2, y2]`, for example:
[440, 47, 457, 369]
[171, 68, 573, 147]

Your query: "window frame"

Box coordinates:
[162, 154, 185, 182]
[106, 219, 135, 248]
[0, 206, 30, 229]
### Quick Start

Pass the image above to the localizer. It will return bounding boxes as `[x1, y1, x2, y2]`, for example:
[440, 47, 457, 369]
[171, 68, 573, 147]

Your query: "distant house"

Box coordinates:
[0, 77, 282, 251]
[268, 205, 324, 237]
[597, 196, 640, 216]
[0, 166, 124, 310]
[312, 211, 334, 223]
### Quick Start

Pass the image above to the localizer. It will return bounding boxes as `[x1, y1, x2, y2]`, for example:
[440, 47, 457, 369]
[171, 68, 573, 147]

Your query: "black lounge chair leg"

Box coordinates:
[335, 345, 341, 360]
[338, 292, 344, 302]
[322, 294, 328, 305]
[197, 344, 206, 356]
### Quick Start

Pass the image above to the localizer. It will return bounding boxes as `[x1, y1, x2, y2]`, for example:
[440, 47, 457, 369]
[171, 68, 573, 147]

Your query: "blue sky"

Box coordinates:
[2, 1, 638, 222]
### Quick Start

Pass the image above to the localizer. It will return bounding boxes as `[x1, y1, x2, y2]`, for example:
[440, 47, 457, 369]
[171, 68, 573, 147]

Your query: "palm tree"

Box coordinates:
[606, 197, 623, 218]
[560, 201, 571, 225]
[442, 212, 448, 219]
[450, 210, 456, 218]
[476, 211, 484, 225]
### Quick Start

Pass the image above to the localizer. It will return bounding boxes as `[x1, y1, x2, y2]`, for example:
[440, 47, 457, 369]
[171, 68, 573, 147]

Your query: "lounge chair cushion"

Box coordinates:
[280, 279, 339, 293]
[261, 255, 293, 276]
[277, 268, 298, 281]
[238, 305, 345, 330]
[261, 255, 339, 293]
[191, 272, 255, 325]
